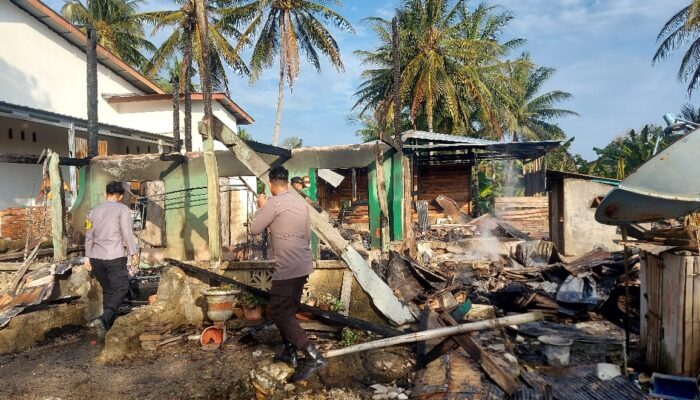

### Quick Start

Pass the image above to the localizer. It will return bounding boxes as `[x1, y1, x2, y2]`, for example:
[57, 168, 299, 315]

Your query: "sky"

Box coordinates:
[44, 0, 695, 159]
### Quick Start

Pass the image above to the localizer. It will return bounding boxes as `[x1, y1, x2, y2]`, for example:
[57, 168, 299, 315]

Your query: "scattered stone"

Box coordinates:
[464, 304, 497, 321]
[365, 349, 413, 383]
[596, 363, 621, 380]
[398, 394, 408, 400]
[503, 353, 518, 365]
[371, 384, 389, 394]
[252, 350, 263, 357]
[487, 343, 506, 352]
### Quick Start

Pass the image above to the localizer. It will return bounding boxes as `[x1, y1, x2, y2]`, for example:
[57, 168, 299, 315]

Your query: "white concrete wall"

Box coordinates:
[113, 100, 238, 151]
[0, 2, 241, 151]
[562, 179, 621, 256]
[0, 2, 148, 127]
[0, 115, 168, 209]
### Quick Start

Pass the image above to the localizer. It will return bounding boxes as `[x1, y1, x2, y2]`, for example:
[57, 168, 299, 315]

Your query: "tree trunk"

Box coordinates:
[172, 79, 181, 152]
[273, 63, 285, 146]
[86, 25, 99, 157]
[183, 23, 193, 152]
[193, 0, 221, 262]
[427, 97, 434, 132]
[392, 17, 401, 142]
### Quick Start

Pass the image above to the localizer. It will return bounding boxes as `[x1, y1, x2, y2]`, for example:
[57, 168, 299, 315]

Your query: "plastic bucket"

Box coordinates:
[538, 335, 573, 366]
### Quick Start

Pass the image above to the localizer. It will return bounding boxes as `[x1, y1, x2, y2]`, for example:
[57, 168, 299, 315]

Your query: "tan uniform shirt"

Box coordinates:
[85, 200, 139, 260]
[250, 191, 313, 281]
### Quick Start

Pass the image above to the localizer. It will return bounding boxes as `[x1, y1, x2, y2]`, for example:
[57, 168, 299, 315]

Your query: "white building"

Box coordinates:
[0, 0, 254, 209]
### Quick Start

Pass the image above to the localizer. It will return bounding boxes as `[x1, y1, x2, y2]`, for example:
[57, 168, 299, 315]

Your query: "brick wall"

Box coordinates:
[0, 206, 52, 241]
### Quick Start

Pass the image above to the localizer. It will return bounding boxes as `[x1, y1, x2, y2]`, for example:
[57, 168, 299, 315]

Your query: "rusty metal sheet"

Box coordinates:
[0, 258, 80, 330]
[596, 127, 700, 225]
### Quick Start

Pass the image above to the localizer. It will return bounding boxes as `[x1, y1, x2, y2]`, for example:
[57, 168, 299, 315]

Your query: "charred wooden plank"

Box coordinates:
[440, 312, 520, 396]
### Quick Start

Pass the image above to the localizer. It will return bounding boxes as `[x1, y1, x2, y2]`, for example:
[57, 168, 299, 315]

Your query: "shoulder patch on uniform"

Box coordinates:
[85, 219, 92, 230]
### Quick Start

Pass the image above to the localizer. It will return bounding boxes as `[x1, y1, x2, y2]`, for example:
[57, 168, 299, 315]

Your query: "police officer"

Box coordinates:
[84, 181, 139, 338]
[250, 166, 326, 382]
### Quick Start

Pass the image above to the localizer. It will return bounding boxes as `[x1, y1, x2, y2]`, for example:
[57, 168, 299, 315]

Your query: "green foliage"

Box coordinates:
[139, 1, 249, 93]
[506, 53, 578, 141]
[238, 127, 253, 141]
[239, 290, 266, 308]
[281, 136, 303, 149]
[330, 298, 345, 313]
[476, 169, 495, 214]
[545, 137, 591, 174]
[339, 328, 360, 347]
[353, 0, 577, 141]
[220, 0, 354, 143]
[654, 3, 700, 95]
[588, 125, 671, 179]
[61, 0, 155, 70]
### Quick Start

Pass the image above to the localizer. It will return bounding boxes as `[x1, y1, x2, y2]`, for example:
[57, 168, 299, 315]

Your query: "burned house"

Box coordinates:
[547, 170, 622, 256]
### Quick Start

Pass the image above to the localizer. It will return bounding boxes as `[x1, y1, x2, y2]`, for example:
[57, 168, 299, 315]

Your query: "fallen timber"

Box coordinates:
[324, 311, 543, 358]
[164, 258, 404, 338]
[205, 117, 415, 325]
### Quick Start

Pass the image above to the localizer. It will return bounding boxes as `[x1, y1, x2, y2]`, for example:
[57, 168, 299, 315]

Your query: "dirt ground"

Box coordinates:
[0, 327, 373, 400]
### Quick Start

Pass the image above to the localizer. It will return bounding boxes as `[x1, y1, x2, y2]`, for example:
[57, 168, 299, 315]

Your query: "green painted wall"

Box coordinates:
[72, 158, 216, 261]
[368, 149, 400, 248]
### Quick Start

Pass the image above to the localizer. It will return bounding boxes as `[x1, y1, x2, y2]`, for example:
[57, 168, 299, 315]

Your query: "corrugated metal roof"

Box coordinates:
[401, 130, 561, 164]
[402, 130, 499, 145]
[521, 365, 649, 400]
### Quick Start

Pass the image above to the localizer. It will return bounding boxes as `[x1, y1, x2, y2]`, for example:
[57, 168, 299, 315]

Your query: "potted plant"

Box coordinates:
[317, 293, 344, 312]
[316, 293, 334, 311]
[201, 285, 239, 323]
[239, 291, 265, 321]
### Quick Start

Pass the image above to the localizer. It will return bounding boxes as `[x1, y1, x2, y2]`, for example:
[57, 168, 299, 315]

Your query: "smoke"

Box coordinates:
[502, 159, 518, 197]
[463, 226, 502, 262]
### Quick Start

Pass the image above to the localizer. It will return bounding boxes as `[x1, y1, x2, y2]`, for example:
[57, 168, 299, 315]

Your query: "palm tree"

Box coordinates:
[161, 60, 184, 152]
[62, 0, 154, 157]
[219, 0, 354, 145]
[654, 3, 700, 95]
[140, 0, 249, 151]
[506, 54, 578, 141]
[354, 1, 523, 138]
[680, 103, 700, 122]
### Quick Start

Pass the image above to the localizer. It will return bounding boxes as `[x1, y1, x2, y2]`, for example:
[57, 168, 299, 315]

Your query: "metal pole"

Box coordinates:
[324, 312, 543, 358]
[622, 225, 631, 376]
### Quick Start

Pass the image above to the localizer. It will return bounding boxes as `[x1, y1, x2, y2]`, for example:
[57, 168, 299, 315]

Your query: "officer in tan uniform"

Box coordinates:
[250, 166, 326, 382]
[84, 181, 139, 337]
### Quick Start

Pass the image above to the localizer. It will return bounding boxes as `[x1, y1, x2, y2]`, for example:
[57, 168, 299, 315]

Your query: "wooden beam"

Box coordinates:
[141, 181, 166, 247]
[209, 117, 415, 325]
[401, 155, 416, 258]
[200, 122, 221, 262]
[4, 244, 40, 297]
[48, 151, 67, 261]
[375, 143, 390, 250]
[440, 312, 520, 396]
[0, 153, 89, 166]
[339, 270, 353, 317]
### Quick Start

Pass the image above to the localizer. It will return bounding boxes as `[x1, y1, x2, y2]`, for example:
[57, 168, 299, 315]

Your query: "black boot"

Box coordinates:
[273, 340, 298, 368]
[289, 344, 327, 382]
